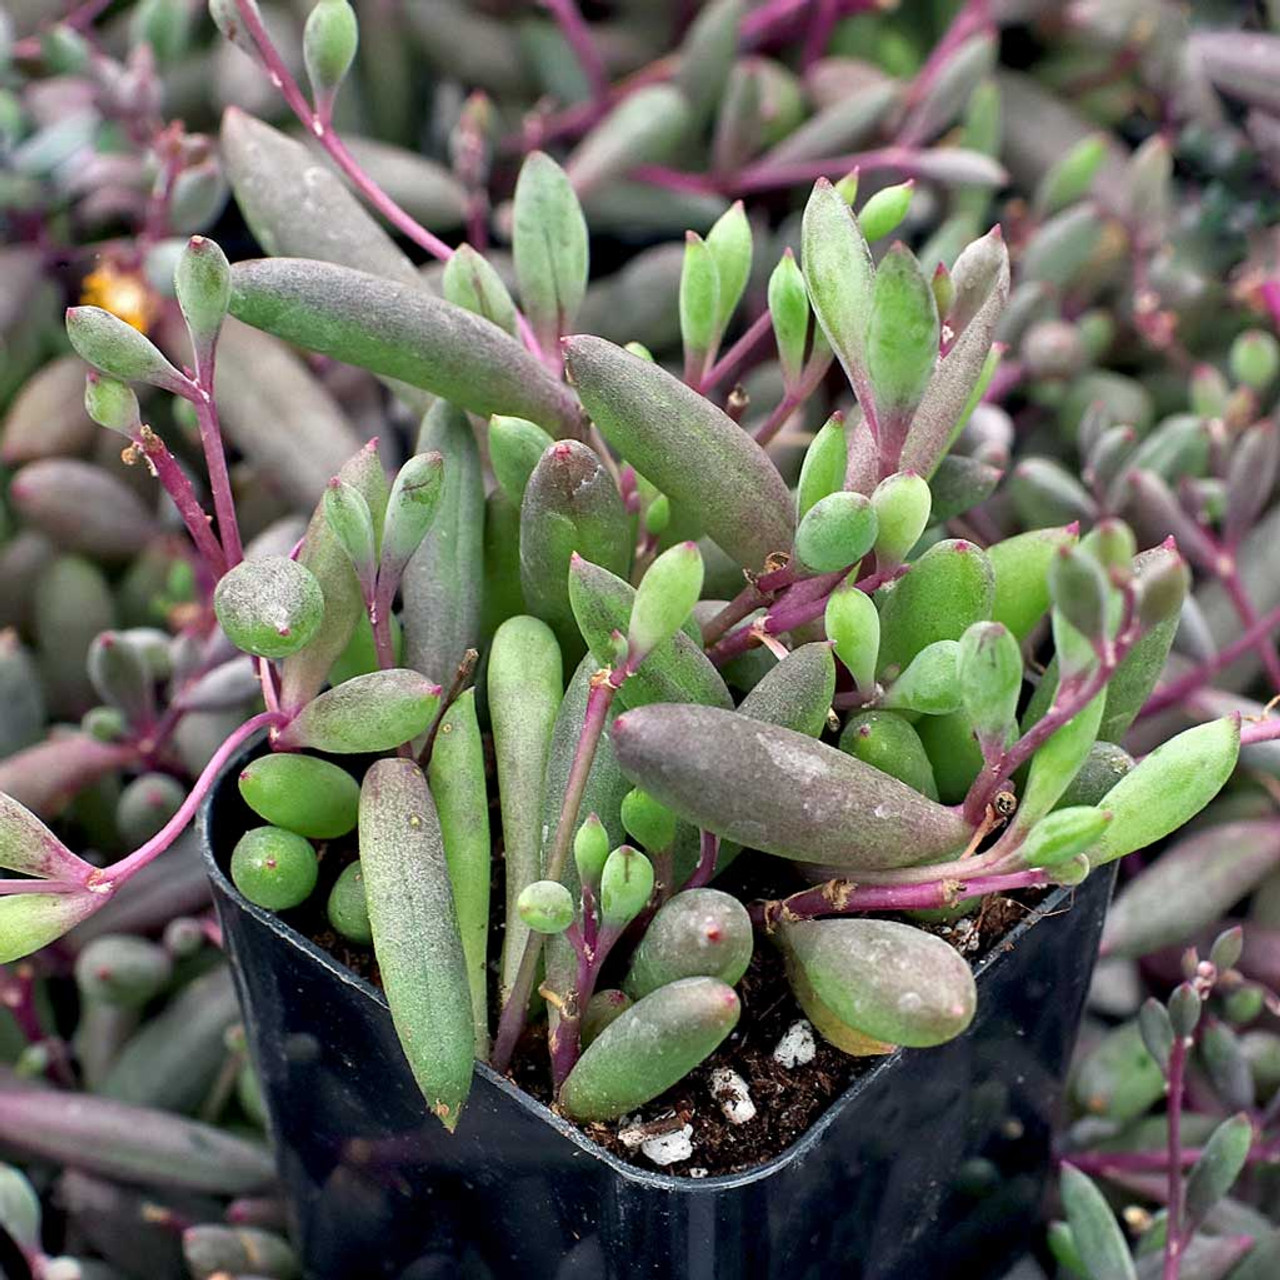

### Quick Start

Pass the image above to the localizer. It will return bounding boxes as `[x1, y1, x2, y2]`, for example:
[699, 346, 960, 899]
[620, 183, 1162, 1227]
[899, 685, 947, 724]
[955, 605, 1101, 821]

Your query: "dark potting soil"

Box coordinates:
[283, 828, 1044, 1178]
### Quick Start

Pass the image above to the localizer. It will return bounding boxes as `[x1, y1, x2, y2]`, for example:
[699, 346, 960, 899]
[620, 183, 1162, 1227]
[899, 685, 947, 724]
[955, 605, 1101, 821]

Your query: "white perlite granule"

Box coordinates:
[642, 1125, 695, 1166]
[773, 1019, 817, 1068]
[710, 1067, 757, 1125]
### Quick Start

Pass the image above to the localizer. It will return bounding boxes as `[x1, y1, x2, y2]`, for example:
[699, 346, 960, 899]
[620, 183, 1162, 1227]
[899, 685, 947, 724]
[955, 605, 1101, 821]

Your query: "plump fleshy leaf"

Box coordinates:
[0, 891, 101, 964]
[559, 977, 740, 1122]
[778, 917, 976, 1048]
[987, 525, 1078, 643]
[1060, 1165, 1137, 1280]
[794, 491, 878, 574]
[214, 556, 325, 660]
[490, 415, 554, 505]
[629, 542, 704, 665]
[229, 258, 583, 437]
[441, 245, 518, 336]
[1088, 717, 1240, 867]
[880, 641, 963, 716]
[600, 844, 655, 928]
[824, 577, 880, 691]
[237, 753, 360, 839]
[624, 889, 753, 1000]
[737, 642, 836, 738]
[360, 758, 473, 1129]
[565, 336, 793, 572]
[275, 669, 440, 752]
[866, 244, 939, 423]
[840, 711, 939, 800]
[611, 704, 972, 869]
[65, 307, 186, 393]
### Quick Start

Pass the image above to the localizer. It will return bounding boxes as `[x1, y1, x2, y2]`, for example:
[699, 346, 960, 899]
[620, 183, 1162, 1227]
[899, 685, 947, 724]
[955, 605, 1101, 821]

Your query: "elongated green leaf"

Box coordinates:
[988, 525, 1078, 643]
[566, 85, 692, 198]
[360, 758, 473, 1129]
[275, 669, 440, 753]
[1060, 1165, 1137, 1280]
[229, 258, 584, 438]
[568, 556, 732, 711]
[737, 642, 835, 738]
[0, 792, 93, 881]
[867, 244, 939, 422]
[1184, 1114, 1253, 1232]
[513, 151, 589, 352]
[427, 688, 490, 1059]
[565, 336, 793, 572]
[0, 891, 101, 964]
[401, 402, 485, 689]
[489, 617, 563, 997]
[624, 889, 753, 1000]
[840, 711, 939, 800]
[559, 977, 740, 1121]
[520, 441, 631, 664]
[779, 917, 976, 1047]
[1089, 717, 1240, 867]
[611, 704, 972, 870]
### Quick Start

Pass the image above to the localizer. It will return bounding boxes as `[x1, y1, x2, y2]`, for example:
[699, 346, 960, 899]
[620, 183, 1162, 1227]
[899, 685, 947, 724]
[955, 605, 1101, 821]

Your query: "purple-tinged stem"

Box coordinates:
[1164, 1032, 1188, 1280]
[897, 0, 991, 144]
[491, 672, 620, 1074]
[256, 658, 280, 716]
[685, 830, 720, 890]
[230, 0, 548, 367]
[131, 427, 226, 577]
[703, 310, 774, 392]
[1220, 562, 1280, 695]
[728, 147, 981, 195]
[95, 710, 288, 889]
[10, 0, 112, 58]
[542, 0, 609, 103]
[1262, 280, 1280, 332]
[1141, 601, 1280, 719]
[800, 0, 840, 69]
[189, 385, 243, 569]
[1242, 715, 1280, 747]
[549, 922, 622, 1089]
[751, 867, 1051, 929]
[0, 879, 84, 895]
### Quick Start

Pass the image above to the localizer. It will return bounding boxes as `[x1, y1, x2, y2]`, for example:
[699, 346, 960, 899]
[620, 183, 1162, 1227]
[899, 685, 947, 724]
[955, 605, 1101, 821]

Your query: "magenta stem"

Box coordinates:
[897, 0, 991, 143]
[0, 878, 84, 895]
[1242, 715, 1280, 747]
[685, 830, 720, 890]
[1261, 280, 1280, 332]
[135, 429, 226, 577]
[801, 0, 840, 69]
[703, 310, 774, 392]
[96, 710, 287, 888]
[1221, 563, 1280, 695]
[229, 0, 549, 365]
[1141, 601, 1280, 719]
[1164, 1032, 1188, 1280]
[189, 384, 244, 569]
[542, 0, 609, 103]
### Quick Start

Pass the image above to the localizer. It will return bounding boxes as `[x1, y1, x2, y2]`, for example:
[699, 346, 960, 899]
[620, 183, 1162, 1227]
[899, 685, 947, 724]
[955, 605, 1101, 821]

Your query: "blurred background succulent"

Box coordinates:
[0, 0, 1279, 1277]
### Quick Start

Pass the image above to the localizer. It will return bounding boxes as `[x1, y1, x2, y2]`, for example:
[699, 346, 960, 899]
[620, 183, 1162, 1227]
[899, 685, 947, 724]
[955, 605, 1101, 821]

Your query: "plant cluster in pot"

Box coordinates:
[0, 7, 1250, 1279]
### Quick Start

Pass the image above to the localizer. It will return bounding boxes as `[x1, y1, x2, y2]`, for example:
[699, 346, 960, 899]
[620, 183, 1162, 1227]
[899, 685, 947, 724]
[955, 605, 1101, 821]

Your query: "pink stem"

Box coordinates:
[542, 0, 609, 103]
[1261, 280, 1280, 332]
[685, 830, 720, 889]
[1141, 601, 1280, 719]
[0, 879, 84, 895]
[134, 429, 226, 578]
[703, 310, 774, 392]
[801, 0, 840, 69]
[190, 384, 243, 569]
[1221, 564, 1280, 695]
[229, 0, 549, 365]
[1242, 715, 1280, 747]
[730, 147, 954, 195]
[898, 0, 991, 142]
[96, 710, 287, 888]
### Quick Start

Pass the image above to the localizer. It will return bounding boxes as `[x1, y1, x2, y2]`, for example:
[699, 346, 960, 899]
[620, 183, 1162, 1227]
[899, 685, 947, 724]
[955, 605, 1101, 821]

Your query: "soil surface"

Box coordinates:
[291, 830, 1046, 1177]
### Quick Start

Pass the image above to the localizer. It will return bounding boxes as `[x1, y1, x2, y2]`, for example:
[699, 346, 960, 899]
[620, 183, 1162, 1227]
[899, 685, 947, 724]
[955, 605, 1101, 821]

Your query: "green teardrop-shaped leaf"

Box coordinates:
[568, 556, 732, 711]
[794, 491, 878, 574]
[0, 891, 101, 964]
[824, 576, 880, 691]
[870, 471, 933, 567]
[1059, 1164, 1137, 1280]
[559, 977, 740, 1122]
[520, 441, 631, 664]
[565, 336, 793, 572]
[876, 538, 995, 677]
[679, 231, 721, 368]
[769, 249, 810, 390]
[489, 616, 563, 996]
[958, 621, 1022, 745]
[625, 888, 753, 1000]
[280, 441, 388, 711]
[796, 412, 847, 520]
[927, 454, 1002, 523]
[237, 753, 360, 839]
[360, 758, 473, 1129]
[276, 669, 441, 753]
[880, 640, 963, 715]
[801, 178, 876, 410]
[213, 556, 325, 660]
[988, 524, 1078, 643]
[1184, 1113, 1253, 1232]
[629, 542, 704, 664]
[705, 200, 752, 340]
[565, 85, 693, 198]
[1089, 717, 1240, 867]
[600, 844, 655, 928]
[611, 703, 972, 870]
[1015, 691, 1105, 834]
[917, 709, 984, 803]
[489, 415, 554, 506]
[401, 401, 485, 689]
[229, 258, 583, 438]
[866, 243, 939, 422]
[778, 917, 976, 1047]
[673, 0, 742, 128]
[379, 450, 446, 592]
[0, 791, 94, 881]
[441, 245, 518, 336]
[1017, 806, 1110, 869]
[65, 308, 186, 393]
[427, 687, 490, 1057]
[513, 151, 589, 352]
[1102, 820, 1280, 959]
[839, 711, 939, 800]
[737, 642, 835, 738]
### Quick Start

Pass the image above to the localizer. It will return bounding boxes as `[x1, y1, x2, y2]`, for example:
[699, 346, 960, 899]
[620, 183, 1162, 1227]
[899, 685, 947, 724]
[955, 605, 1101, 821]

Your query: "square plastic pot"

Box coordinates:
[201, 742, 1115, 1280]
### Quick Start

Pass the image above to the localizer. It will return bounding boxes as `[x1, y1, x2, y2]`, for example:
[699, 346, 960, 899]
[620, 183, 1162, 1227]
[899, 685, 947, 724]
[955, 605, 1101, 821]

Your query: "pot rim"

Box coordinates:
[199, 737, 1089, 1194]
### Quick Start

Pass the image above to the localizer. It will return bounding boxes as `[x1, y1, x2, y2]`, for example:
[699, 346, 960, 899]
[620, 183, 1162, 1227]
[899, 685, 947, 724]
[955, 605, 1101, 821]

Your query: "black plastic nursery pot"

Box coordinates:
[201, 741, 1116, 1280]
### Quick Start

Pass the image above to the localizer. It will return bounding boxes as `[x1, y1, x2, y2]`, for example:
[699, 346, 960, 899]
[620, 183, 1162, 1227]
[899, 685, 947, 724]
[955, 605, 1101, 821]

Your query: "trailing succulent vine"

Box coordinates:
[2, 0, 1280, 1273]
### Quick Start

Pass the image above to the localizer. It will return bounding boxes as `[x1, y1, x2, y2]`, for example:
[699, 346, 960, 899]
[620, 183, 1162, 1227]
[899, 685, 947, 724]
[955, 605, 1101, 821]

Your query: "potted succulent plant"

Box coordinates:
[0, 2, 1269, 1278]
